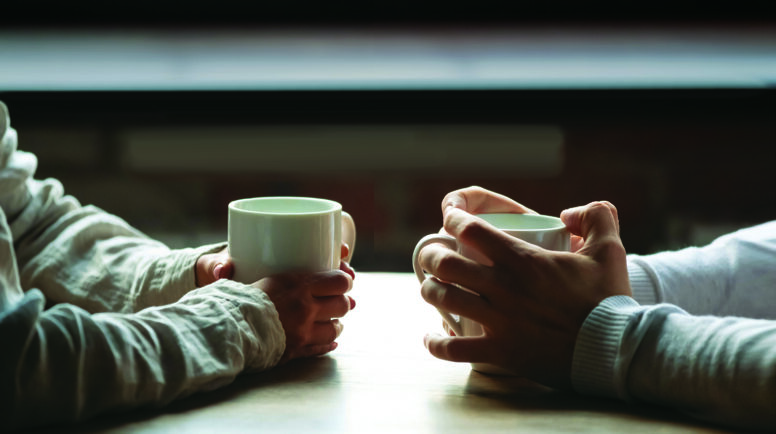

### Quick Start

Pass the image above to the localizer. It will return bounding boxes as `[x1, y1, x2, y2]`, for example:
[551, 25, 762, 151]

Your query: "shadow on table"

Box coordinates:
[27, 356, 339, 434]
[457, 372, 733, 433]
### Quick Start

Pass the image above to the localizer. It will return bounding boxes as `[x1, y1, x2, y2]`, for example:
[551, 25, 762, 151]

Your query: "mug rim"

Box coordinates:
[477, 213, 566, 231]
[229, 196, 342, 216]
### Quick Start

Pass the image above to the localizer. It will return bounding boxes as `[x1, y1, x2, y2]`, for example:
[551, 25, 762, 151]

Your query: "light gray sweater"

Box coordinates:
[0, 101, 285, 431]
[573, 221, 776, 431]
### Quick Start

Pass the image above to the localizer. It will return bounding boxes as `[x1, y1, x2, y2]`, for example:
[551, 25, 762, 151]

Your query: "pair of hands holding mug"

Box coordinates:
[416, 186, 632, 390]
[196, 244, 356, 363]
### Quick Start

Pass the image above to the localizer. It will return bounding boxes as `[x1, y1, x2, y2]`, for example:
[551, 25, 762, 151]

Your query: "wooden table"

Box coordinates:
[55, 272, 730, 433]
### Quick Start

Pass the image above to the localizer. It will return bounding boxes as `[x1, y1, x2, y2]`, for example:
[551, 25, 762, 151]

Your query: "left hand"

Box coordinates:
[196, 244, 355, 287]
[417, 201, 631, 389]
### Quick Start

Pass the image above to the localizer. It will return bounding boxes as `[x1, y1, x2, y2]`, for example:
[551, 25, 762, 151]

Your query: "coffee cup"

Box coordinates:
[412, 213, 570, 375]
[228, 196, 356, 284]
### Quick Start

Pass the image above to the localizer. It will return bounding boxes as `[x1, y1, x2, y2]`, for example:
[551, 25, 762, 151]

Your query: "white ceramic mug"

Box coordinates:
[412, 213, 570, 375]
[228, 196, 356, 284]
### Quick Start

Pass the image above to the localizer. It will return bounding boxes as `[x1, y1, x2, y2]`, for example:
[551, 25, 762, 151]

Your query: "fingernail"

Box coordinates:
[349, 296, 356, 310]
[214, 264, 223, 279]
[423, 334, 430, 348]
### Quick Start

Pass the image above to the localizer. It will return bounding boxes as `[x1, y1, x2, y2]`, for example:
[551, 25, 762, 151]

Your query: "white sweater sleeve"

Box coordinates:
[627, 221, 776, 319]
[574, 222, 776, 431]
[0, 101, 286, 430]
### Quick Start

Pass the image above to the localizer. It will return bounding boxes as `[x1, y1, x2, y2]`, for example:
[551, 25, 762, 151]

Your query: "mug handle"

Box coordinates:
[342, 211, 357, 263]
[412, 233, 464, 336]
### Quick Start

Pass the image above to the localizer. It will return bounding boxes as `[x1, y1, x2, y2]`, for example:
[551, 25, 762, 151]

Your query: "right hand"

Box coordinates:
[254, 269, 355, 363]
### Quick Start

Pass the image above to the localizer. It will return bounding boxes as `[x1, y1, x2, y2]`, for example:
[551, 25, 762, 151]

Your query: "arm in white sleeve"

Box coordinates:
[573, 296, 776, 431]
[0, 280, 285, 431]
[627, 221, 776, 319]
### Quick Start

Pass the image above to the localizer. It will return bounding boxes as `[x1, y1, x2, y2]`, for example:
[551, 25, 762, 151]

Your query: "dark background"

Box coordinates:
[2, 6, 774, 271]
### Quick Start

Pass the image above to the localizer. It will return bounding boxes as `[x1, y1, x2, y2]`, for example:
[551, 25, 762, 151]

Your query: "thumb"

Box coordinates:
[560, 201, 623, 262]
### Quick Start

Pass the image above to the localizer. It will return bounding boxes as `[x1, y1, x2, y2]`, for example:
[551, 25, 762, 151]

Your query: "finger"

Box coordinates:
[308, 270, 353, 296]
[215, 261, 234, 280]
[421, 278, 493, 324]
[444, 207, 539, 268]
[561, 201, 618, 239]
[418, 244, 503, 301]
[315, 295, 352, 320]
[309, 320, 343, 346]
[570, 234, 585, 253]
[339, 261, 355, 279]
[423, 334, 493, 363]
[560, 202, 624, 262]
[442, 186, 536, 217]
[600, 201, 620, 235]
[442, 321, 455, 336]
[341, 243, 350, 261]
[294, 342, 338, 359]
[196, 251, 228, 287]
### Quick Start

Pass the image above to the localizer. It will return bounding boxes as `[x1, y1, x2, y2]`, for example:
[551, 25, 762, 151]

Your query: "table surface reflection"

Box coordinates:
[50, 272, 731, 433]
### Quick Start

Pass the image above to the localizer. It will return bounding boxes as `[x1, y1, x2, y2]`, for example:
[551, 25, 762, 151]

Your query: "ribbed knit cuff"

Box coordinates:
[627, 257, 659, 305]
[571, 295, 642, 400]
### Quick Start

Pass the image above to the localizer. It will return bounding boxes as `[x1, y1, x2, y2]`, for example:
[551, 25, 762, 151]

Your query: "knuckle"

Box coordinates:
[330, 271, 352, 291]
[600, 238, 627, 260]
[438, 339, 462, 361]
[457, 219, 486, 241]
[337, 296, 351, 317]
[433, 253, 460, 278]
[599, 200, 618, 213]
[420, 280, 447, 307]
[331, 320, 343, 339]
[285, 296, 307, 313]
[290, 296, 316, 322]
[586, 201, 611, 215]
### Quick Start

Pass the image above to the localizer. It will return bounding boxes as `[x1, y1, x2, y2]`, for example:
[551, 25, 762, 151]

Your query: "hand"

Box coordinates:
[255, 269, 355, 362]
[196, 244, 355, 287]
[442, 186, 604, 253]
[417, 199, 631, 389]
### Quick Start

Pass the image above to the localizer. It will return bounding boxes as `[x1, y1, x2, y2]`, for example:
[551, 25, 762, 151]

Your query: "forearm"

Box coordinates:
[1, 280, 285, 431]
[626, 221, 776, 318]
[573, 296, 776, 431]
[2, 105, 221, 313]
[18, 205, 228, 312]
[18, 206, 227, 313]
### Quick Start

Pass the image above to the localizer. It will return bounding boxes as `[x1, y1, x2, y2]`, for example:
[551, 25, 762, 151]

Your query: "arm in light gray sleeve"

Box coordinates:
[574, 222, 776, 431]
[626, 221, 776, 319]
[573, 296, 776, 431]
